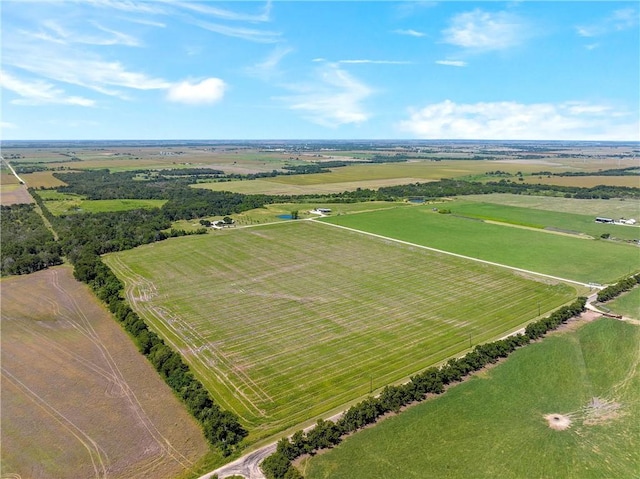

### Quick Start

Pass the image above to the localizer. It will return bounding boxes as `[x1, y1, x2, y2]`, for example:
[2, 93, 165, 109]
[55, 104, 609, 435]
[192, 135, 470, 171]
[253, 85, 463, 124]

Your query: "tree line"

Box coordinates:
[73, 252, 247, 454]
[596, 273, 640, 302]
[261, 297, 587, 479]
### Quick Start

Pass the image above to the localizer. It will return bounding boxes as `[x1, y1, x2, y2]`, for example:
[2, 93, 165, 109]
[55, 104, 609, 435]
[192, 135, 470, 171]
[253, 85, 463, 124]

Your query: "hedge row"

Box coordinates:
[597, 274, 640, 303]
[262, 297, 587, 479]
[73, 252, 247, 455]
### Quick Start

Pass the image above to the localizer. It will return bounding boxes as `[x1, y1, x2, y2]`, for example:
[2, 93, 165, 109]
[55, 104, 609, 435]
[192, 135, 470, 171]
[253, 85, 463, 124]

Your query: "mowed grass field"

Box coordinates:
[105, 221, 577, 441]
[460, 193, 640, 218]
[445, 200, 640, 241]
[304, 317, 640, 479]
[37, 191, 167, 215]
[320, 206, 639, 284]
[0, 266, 209, 479]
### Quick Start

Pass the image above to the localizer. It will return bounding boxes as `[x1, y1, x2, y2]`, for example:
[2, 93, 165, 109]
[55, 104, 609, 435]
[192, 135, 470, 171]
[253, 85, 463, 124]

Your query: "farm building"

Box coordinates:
[595, 217, 614, 224]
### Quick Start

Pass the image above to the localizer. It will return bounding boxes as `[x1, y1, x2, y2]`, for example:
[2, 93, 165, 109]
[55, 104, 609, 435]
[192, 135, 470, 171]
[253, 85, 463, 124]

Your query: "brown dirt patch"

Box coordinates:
[0, 184, 33, 205]
[544, 413, 572, 430]
[1, 266, 209, 479]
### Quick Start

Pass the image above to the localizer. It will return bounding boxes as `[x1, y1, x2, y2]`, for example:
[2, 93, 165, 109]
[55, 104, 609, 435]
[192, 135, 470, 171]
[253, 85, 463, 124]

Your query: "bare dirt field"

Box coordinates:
[0, 265, 209, 479]
[0, 184, 33, 205]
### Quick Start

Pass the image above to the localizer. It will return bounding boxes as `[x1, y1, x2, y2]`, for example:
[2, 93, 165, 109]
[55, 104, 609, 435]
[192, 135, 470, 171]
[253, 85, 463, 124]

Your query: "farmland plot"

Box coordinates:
[321, 206, 640, 284]
[0, 266, 208, 479]
[105, 221, 576, 440]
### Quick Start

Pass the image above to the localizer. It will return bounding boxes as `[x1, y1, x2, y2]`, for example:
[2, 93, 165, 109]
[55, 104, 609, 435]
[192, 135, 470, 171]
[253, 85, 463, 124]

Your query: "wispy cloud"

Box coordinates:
[279, 64, 373, 127]
[436, 60, 467, 67]
[393, 29, 426, 38]
[398, 100, 639, 141]
[442, 9, 526, 51]
[167, 78, 226, 105]
[189, 19, 281, 43]
[0, 71, 95, 106]
[576, 8, 639, 37]
[246, 46, 293, 79]
[82, 0, 169, 15]
[4, 44, 171, 97]
[36, 19, 141, 47]
[174, 0, 272, 23]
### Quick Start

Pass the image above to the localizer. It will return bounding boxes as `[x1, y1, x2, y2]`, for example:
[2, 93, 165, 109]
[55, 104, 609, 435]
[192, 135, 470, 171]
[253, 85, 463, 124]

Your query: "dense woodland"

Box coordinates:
[0, 204, 62, 275]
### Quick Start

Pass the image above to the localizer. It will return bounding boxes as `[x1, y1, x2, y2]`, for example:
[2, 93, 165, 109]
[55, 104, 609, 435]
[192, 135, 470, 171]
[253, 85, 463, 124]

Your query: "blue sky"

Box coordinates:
[1, 1, 639, 141]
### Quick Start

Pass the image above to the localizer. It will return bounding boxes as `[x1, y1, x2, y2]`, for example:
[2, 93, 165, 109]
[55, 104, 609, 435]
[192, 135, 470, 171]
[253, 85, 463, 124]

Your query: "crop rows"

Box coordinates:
[106, 220, 576, 440]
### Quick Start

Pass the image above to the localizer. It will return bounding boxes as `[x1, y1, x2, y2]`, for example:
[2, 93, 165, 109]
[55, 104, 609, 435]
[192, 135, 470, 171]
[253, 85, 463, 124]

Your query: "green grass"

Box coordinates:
[606, 287, 640, 320]
[304, 318, 640, 479]
[448, 200, 640, 241]
[320, 206, 640, 284]
[104, 221, 576, 442]
[44, 198, 166, 215]
[461, 193, 640, 219]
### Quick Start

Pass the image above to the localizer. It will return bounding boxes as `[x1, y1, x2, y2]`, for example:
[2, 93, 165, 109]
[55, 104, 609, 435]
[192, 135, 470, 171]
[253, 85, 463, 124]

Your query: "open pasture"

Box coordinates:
[523, 175, 640, 188]
[3, 146, 296, 174]
[605, 287, 640, 320]
[0, 266, 208, 479]
[42, 197, 167, 216]
[21, 170, 68, 188]
[321, 206, 639, 284]
[304, 317, 640, 479]
[446, 200, 640, 241]
[459, 193, 640, 218]
[105, 220, 576, 441]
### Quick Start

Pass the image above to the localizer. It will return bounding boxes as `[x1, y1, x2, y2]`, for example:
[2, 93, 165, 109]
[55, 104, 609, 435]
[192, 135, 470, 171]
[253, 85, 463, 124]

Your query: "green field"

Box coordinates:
[606, 288, 640, 320]
[320, 206, 640, 284]
[104, 220, 577, 441]
[460, 194, 640, 220]
[446, 200, 640, 241]
[42, 197, 166, 215]
[304, 317, 640, 479]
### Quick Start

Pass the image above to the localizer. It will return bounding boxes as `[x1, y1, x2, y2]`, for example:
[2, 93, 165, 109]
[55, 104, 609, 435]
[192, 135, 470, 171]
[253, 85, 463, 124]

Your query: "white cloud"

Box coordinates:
[1, 121, 18, 130]
[167, 78, 226, 105]
[442, 9, 525, 51]
[4, 43, 171, 97]
[436, 60, 467, 67]
[393, 29, 426, 37]
[0, 71, 95, 106]
[398, 100, 639, 141]
[280, 65, 373, 127]
[576, 7, 639, 37]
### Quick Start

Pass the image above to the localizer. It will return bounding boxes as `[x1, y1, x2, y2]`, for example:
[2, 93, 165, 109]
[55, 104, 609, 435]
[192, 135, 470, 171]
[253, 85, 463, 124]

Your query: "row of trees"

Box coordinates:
[72, 250, 248, 454]
[28, 188, 254, 454]
[377, 179, 640, 200]
[597, 273, 640, 302]
[262, 297, 588, 479]
[0, 204, 62, 275]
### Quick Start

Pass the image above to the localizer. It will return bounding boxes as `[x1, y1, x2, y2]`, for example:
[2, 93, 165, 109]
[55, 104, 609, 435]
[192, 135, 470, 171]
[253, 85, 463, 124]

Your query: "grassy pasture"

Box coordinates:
[320, 206, 640, 284]
[605, 287, 640, 320]
[43, 197, 166, 216]
[460, 193, 640, 218]
[522, 175, 640, 188]
[192, 177, 430, 195]
[105, 221, 576, 441]
[0, 266, 209, 479]
[446, 200, 640, 241]
[21, 171, 68, 188]
[304, 317, 640, 479]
